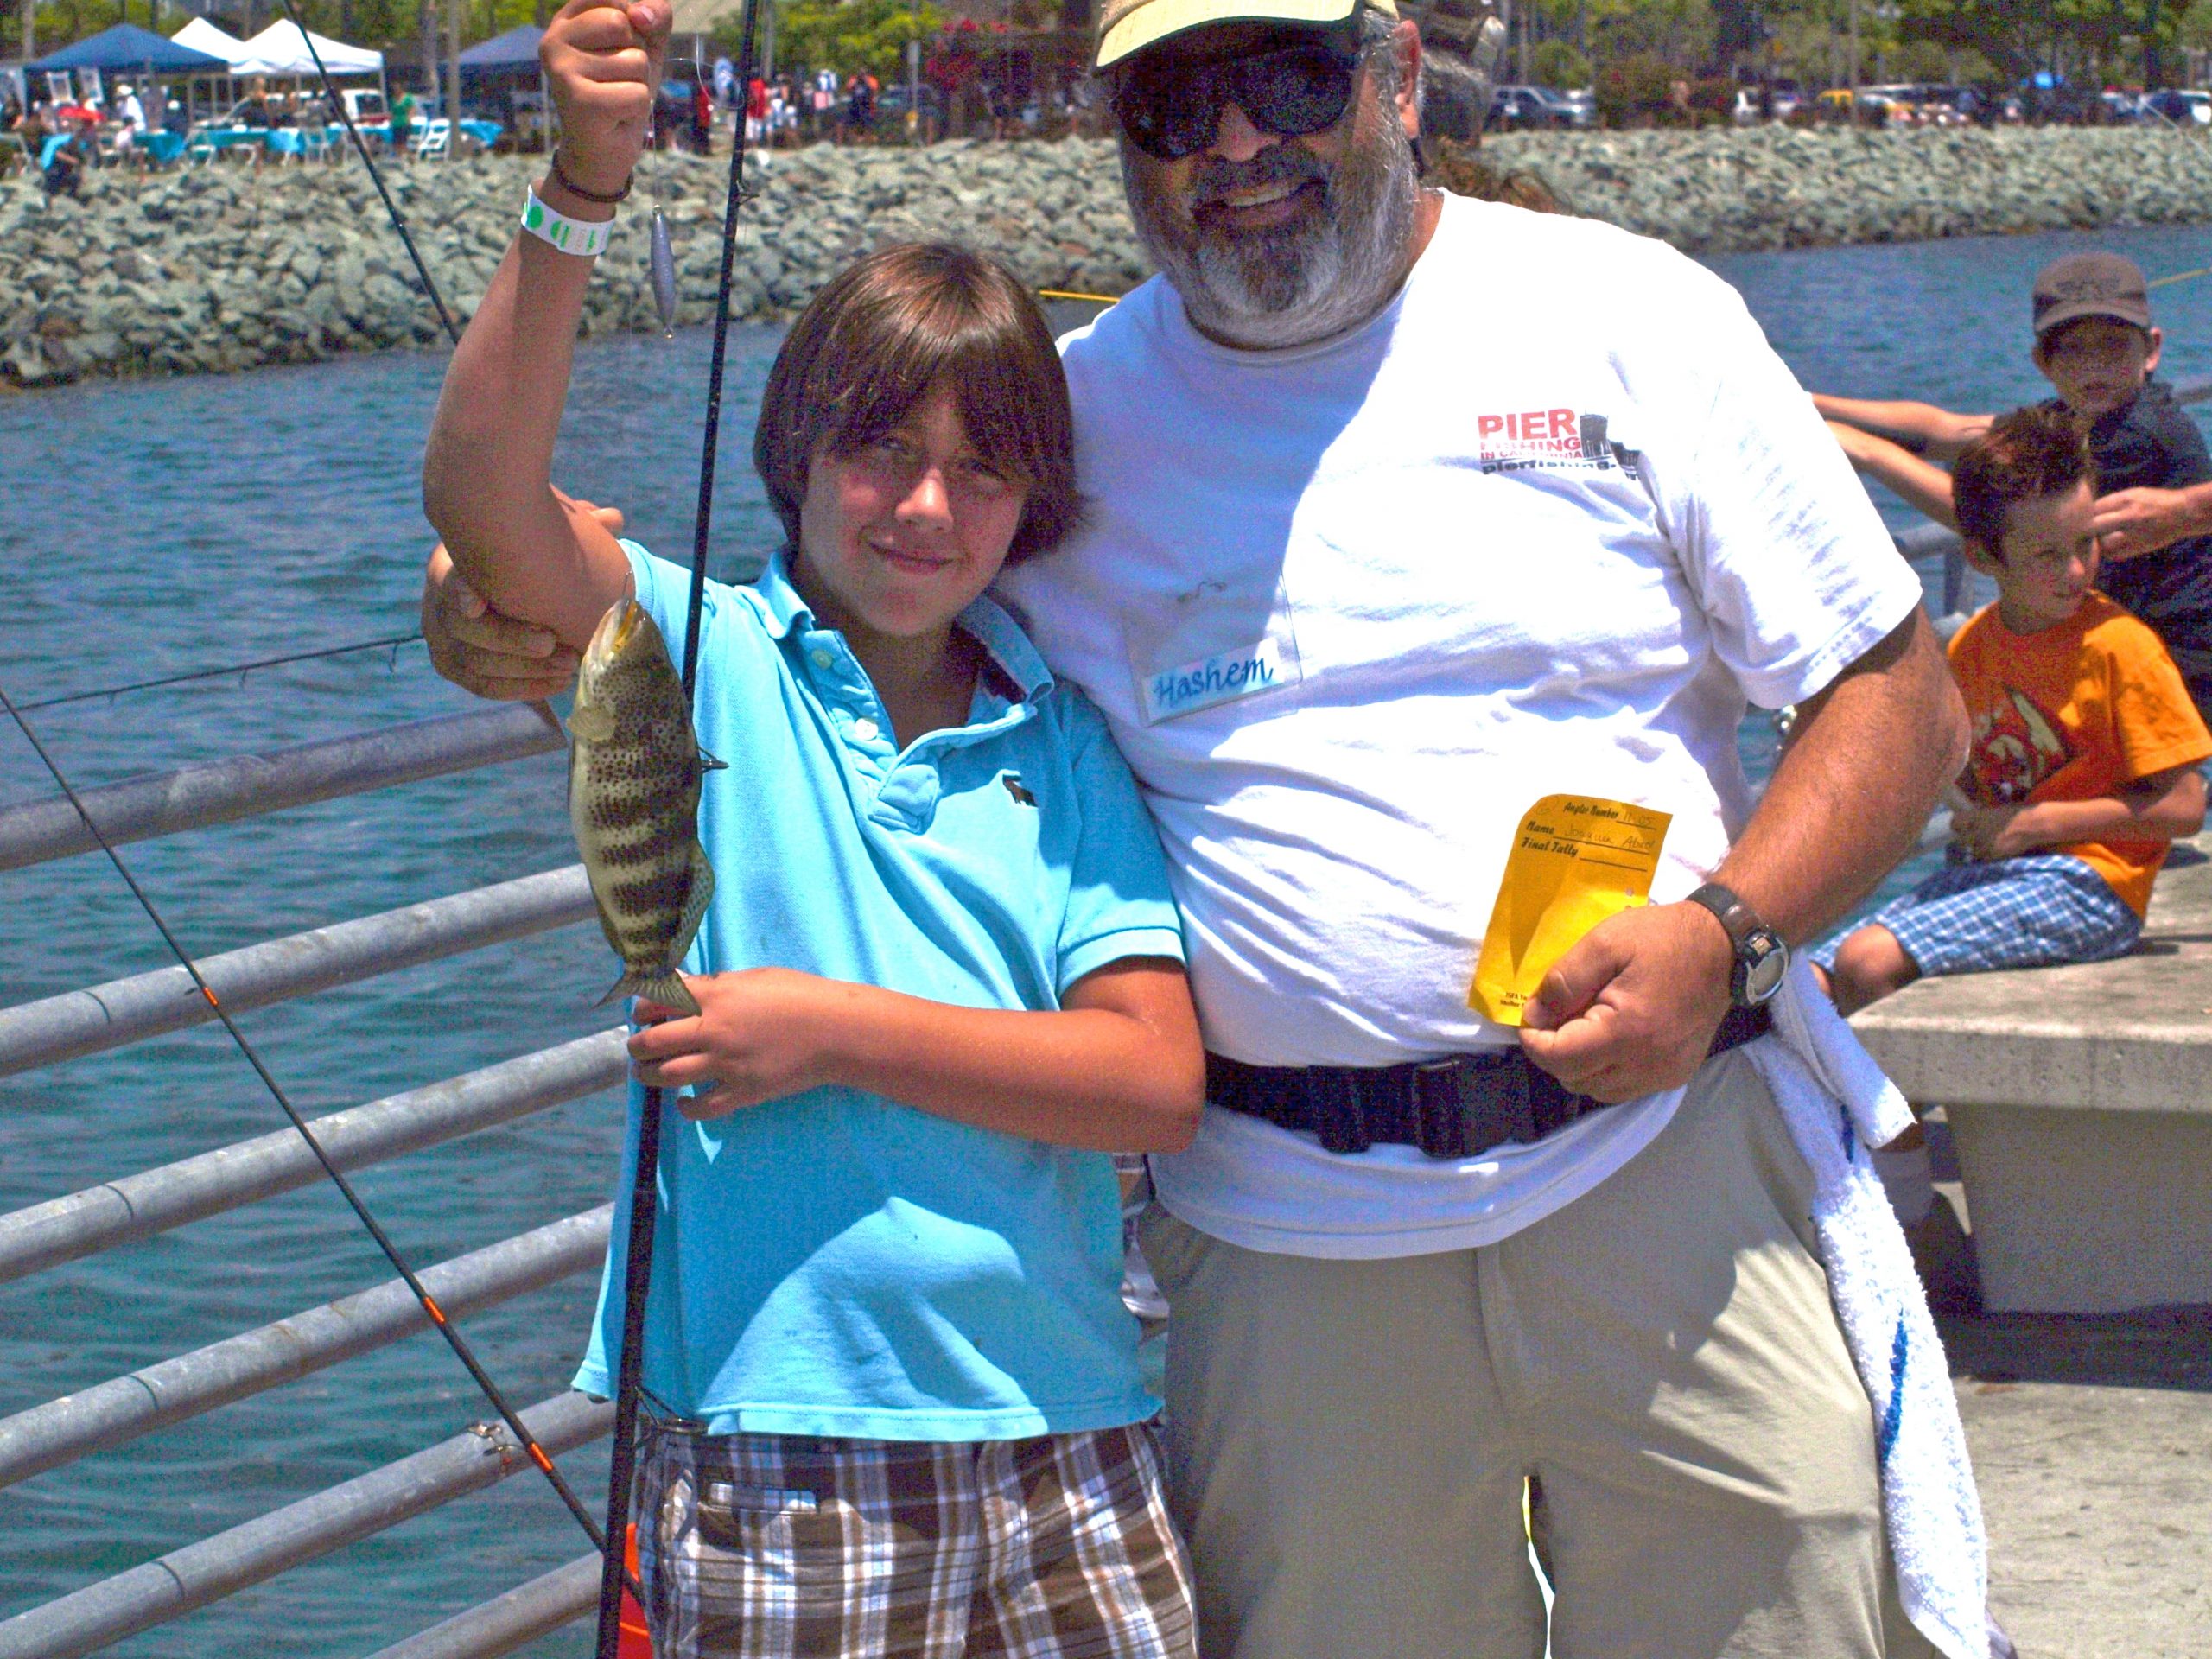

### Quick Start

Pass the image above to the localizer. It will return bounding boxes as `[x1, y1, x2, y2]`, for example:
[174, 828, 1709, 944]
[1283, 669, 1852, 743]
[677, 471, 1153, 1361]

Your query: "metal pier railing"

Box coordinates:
[0, 702, 623, 1659]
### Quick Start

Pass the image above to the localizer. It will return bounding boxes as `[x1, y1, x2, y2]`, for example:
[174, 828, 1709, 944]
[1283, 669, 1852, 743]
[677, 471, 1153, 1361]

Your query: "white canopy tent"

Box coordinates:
[171, 18, 253, 67]
[233, 21, 385, 78]
[168, 18, 252, 127]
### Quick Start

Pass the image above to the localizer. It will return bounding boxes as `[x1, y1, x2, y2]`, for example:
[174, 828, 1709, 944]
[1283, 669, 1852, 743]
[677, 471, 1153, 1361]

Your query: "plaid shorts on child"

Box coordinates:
[637, 1416, 1196, 1659]
[1815, 849, 2140, 978]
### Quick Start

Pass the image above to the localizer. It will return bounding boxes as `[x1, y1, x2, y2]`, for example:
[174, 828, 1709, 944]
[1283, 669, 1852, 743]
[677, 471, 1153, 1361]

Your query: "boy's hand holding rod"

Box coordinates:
[541, 0, 669, 203]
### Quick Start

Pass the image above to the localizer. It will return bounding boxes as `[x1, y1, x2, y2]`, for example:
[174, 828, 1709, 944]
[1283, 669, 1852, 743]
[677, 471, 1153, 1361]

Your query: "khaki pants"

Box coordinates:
[1139, 1049, 1936, 1659]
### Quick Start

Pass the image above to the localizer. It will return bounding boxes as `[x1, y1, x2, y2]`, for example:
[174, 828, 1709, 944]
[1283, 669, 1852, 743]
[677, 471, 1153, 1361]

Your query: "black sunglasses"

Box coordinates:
[1109, 34, 1363, 162]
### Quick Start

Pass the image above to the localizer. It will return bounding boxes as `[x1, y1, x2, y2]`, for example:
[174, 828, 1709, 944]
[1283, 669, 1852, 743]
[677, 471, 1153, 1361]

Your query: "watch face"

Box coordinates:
[1742, 931, 1790, 1004]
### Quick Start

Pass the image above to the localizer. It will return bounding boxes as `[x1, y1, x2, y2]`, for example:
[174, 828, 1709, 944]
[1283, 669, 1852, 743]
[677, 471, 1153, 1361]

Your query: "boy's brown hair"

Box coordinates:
[1953, 406, 2098, 563]
[753, 243, 1081, 563]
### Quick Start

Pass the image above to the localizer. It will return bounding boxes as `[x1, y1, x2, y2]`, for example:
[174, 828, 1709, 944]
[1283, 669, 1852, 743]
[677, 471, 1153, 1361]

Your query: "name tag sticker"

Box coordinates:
[1125, 573, 1305, 726]
[1140, 637, 1293, 722]
[1468, 795, 1672, 1027]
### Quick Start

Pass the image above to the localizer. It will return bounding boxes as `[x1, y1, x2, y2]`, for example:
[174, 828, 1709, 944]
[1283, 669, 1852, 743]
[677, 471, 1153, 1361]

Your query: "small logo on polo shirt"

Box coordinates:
[1001, 773, 1038, 807]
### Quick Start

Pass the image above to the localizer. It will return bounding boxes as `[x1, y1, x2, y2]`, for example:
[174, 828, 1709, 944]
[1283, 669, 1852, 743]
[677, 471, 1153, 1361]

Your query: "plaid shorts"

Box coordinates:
[1819, 851, 2140, 977]
[635, 1417, 1196, 1659]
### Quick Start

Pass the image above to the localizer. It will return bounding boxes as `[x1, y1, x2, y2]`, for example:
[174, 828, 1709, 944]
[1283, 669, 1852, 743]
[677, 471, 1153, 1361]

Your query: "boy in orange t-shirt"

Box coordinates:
[1821, 405, 2212, 1016]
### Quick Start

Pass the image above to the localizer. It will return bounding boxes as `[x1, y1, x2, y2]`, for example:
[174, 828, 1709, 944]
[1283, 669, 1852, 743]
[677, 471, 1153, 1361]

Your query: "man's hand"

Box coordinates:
[541, 0, 670, 197]
[420, 494, 617, 700]
[423, 545, 581, 701]
[2091, 485, 2212, 563]
[1517, 900, 1734, 1103]
[629, 969, 851, 1119]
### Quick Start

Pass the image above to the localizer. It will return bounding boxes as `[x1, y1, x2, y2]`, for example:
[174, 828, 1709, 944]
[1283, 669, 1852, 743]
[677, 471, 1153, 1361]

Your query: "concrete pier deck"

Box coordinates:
[1851, 836, 2212, 1654]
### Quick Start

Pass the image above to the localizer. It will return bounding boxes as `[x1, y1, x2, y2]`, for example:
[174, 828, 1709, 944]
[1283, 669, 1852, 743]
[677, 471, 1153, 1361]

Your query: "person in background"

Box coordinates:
[111, 82, 145, 154]
[690, 76, 712, 150]
[1821, 252, 2212, 721]
[1820, 406, 2210, 1015]
[389, 86, 415, 155]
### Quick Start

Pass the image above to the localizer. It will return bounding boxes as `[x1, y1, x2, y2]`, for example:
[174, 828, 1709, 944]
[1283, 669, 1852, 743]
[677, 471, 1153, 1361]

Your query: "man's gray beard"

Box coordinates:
[1122, 106, 1421, 351]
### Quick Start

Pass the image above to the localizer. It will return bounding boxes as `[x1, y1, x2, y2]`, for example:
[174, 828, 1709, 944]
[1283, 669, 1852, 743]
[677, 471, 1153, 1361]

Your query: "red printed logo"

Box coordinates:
[1476, 408, 1638, 477]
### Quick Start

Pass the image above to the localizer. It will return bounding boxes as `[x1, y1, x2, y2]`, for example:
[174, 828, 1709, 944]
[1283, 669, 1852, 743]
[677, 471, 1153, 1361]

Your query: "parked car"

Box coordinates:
[1732, 85, 1802, 124]
[872, 83, 946, 139]
[2145, 88, 2212, 125]
[1557, 87, 1597, 128]
[1487, 84, 1558, 130]
[340, 88, 385, 124]
[2100, 89, 2157, 124]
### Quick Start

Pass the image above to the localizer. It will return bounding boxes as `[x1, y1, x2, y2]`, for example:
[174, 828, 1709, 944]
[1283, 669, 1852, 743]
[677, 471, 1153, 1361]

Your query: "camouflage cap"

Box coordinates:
[1095, 0, 1398, 71]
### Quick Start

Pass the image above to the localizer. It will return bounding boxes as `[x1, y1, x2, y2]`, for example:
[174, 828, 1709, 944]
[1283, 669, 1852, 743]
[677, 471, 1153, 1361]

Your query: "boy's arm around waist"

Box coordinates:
[626, 960, 1207, 1152]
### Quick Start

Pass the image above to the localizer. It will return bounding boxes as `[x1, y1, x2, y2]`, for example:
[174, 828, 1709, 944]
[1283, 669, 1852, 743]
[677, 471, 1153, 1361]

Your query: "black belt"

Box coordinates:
[1205, 1005, 1773, 1160]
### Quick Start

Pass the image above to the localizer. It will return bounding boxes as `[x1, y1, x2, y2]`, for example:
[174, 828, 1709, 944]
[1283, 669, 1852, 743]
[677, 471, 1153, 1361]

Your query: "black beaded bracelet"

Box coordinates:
[549, 148, 632, 205]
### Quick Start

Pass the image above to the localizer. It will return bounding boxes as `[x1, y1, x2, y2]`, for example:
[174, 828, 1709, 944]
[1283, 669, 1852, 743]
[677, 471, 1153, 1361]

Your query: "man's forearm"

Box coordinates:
[1717, 608, 1967, 944]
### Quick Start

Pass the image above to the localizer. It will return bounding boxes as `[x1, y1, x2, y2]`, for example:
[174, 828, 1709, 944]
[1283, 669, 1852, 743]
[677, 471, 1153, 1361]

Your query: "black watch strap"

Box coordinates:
[1683, 882, 1791, 1007]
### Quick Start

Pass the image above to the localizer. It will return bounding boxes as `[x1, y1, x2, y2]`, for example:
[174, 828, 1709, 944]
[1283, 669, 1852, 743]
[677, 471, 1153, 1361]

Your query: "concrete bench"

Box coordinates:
[1850, 834, 2212, 1313]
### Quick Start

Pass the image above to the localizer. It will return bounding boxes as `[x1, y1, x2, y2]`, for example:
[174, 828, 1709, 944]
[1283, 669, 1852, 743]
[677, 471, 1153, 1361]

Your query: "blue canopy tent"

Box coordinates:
[455, 24, 544, 69]
[26, 25, 224, 156]
[456, 24, 547, 149]
[27, 23, 226, 74]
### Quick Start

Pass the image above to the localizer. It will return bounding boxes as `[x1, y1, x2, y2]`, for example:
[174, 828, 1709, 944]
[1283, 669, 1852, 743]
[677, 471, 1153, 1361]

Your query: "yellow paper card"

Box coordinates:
[1468, 795, 1673, 1027]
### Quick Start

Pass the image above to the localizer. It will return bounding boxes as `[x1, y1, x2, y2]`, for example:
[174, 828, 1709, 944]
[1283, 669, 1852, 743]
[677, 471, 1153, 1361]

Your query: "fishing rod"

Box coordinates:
[0, 678, 639, 1602]
[17, 631, 422, 711]
[278, 0, 461, 346]
[591, 3, 766, 1652]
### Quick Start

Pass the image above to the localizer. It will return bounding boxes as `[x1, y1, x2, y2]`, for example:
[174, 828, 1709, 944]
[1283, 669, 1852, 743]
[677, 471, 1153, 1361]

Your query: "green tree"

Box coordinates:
[1899, 0, 2199, 86]
[731, 0, 943, 82]
[1530, 37, 1592, 86]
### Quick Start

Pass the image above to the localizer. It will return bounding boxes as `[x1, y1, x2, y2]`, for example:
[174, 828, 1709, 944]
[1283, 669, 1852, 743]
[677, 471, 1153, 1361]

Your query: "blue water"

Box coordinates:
[1, 222, 2207, 1655]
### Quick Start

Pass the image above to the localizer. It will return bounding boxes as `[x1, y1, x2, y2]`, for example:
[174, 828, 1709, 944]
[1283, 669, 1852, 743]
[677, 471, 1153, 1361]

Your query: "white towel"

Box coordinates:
[1745, 957, 1996, 1659]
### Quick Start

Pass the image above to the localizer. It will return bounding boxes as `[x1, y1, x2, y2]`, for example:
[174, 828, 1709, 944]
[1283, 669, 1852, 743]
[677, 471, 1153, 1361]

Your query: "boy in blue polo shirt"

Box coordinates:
[423, 73, 1204, 1654]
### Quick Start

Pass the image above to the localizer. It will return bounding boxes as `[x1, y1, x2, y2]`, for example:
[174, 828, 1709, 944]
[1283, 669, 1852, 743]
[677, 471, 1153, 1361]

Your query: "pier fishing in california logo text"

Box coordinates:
[1476, 408, 1643, 479]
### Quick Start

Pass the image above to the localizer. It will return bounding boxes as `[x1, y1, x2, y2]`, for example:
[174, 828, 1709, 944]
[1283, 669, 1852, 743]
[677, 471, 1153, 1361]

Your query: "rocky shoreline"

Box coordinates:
[5, 125, 2210, 390]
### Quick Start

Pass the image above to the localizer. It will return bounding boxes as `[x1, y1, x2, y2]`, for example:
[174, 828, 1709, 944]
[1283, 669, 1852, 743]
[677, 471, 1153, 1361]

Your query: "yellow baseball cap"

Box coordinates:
[1095, 0, 1396, 70]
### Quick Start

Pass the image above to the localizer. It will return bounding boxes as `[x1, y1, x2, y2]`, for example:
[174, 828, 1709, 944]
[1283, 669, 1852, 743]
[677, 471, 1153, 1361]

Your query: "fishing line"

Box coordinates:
[277, 0, 462, 346]
[0, 678, 642, 1604]
[17, 632, 423, 712]
[594, 1, 765, 1649]
[1037, 288, 1121, 304]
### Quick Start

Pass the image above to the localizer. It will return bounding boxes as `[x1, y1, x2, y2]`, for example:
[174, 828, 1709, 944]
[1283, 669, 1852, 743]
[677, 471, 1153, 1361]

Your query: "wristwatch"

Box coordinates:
[1683, 882, 1790, 1007]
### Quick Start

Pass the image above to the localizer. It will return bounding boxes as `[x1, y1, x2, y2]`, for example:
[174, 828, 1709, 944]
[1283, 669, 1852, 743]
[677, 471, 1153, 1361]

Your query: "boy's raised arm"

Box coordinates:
[1813, 393, 1992, 462]
[421, 0, 665, 647]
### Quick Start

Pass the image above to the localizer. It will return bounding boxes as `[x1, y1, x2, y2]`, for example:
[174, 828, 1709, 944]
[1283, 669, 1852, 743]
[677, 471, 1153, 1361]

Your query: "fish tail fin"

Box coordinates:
[594, 969, 702, 1019]
[699, 746, 729, 772]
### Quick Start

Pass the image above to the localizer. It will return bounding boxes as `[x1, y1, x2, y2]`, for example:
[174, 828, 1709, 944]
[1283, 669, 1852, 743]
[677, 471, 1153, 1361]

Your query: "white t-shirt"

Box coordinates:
[995, 194, 1923, 1258]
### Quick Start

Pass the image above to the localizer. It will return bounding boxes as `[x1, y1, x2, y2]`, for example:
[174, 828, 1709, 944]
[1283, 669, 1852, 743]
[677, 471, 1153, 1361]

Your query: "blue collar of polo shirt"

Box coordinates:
[751, 546, 1055, 707]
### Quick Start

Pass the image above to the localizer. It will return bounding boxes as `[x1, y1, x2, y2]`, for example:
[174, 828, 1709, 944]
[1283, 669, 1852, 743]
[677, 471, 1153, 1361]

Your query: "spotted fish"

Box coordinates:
[568, 600, 720, 1018]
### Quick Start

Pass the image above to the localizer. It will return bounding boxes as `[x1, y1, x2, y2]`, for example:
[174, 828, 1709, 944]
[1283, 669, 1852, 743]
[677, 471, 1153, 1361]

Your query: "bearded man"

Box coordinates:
[424, 0, 1980, 1652]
